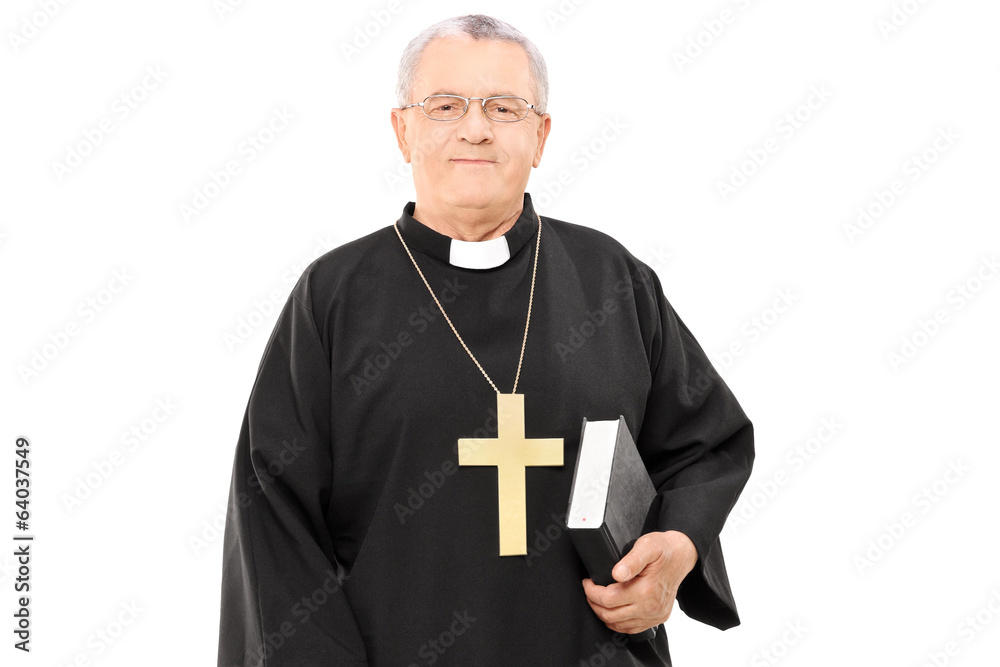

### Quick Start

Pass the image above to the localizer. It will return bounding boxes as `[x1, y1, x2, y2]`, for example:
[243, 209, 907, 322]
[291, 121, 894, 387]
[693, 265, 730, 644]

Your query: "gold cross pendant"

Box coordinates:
[458, 393, 564, 556]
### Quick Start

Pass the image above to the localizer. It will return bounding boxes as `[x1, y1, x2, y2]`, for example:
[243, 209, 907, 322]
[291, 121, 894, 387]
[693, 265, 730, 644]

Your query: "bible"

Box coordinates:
[566, 416, 658, 642]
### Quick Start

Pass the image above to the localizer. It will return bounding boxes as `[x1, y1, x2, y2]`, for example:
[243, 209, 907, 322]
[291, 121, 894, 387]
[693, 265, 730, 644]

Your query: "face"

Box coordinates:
[391, 36, 551, 213]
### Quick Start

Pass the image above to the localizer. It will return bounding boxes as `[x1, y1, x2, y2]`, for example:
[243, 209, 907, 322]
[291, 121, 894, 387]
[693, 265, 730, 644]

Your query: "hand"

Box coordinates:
[581, 530, 698, 635]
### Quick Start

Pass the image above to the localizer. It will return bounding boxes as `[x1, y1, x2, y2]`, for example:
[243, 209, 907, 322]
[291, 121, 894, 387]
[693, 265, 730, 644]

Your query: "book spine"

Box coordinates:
[568, 525, 620, 587]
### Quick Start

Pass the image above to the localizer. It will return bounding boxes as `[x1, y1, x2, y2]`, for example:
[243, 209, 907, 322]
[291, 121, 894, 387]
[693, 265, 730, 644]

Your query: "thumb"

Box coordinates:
[612, 536, 661, 583]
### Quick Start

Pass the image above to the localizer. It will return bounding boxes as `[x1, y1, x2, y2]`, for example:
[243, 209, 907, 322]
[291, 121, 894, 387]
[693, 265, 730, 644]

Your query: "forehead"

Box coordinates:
[412, 36, 533, 98]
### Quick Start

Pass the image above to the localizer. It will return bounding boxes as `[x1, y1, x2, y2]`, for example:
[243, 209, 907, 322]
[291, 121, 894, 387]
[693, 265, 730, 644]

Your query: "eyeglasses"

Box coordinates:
[399, 95, 539, 122]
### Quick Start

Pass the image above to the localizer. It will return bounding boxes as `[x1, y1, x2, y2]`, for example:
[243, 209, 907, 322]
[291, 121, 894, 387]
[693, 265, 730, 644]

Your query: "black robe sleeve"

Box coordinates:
[633, 264, 755, 631]
[218, 288, 369, 666]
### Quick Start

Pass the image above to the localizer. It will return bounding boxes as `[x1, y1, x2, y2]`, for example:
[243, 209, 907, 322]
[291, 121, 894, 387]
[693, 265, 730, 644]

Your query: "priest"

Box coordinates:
[218, 14, 754, 667]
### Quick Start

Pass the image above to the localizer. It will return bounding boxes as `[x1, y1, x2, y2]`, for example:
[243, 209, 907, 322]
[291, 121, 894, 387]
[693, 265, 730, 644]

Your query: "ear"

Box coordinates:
[391, 108, 411, 162]
[532, 113, 552, 168]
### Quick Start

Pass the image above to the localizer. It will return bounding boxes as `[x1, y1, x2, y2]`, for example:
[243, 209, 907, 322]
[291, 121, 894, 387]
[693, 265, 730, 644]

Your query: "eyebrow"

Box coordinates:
[428, 90, 520, 97]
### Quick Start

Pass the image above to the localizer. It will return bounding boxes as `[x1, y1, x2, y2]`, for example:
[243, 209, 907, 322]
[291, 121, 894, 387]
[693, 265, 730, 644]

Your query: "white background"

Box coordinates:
[2, 1, 998, 665]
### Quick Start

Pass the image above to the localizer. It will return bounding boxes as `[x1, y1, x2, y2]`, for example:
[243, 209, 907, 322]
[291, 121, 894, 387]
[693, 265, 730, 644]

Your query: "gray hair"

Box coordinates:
[395, 14, 549, 115]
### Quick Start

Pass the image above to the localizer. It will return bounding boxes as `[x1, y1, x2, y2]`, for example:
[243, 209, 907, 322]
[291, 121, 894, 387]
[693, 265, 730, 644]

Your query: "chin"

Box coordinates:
[445, 184, 497, 207]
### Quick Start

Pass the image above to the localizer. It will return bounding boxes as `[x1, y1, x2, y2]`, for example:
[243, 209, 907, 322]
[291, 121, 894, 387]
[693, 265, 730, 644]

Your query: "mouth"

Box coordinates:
[451, 159, 496, 165]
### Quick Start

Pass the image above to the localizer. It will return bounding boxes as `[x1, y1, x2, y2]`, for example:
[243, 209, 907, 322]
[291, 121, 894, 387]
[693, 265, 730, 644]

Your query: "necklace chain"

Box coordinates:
[393, 212, 542, 394]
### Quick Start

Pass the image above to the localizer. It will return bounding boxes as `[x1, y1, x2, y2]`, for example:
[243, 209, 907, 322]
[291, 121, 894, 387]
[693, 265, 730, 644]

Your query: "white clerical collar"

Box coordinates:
[448, 236, 511, 269]
[396, 194, 538, 269]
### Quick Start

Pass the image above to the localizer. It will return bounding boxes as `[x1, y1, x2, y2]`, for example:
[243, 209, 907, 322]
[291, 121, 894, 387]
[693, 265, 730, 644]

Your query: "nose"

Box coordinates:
[455, 99, 493, 143]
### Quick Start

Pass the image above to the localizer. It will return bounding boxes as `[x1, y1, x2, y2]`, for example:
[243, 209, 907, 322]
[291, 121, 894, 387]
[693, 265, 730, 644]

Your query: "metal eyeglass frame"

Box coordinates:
[399, 95, 541, 122]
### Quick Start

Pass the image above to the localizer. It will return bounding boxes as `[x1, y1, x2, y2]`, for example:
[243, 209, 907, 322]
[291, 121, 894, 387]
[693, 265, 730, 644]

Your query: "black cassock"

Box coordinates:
[218, 192, 754, 666]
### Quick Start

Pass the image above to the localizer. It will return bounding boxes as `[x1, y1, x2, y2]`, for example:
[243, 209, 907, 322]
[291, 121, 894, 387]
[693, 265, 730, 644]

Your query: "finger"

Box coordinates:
[586, 596, 639, 626]
[581, 578, 603, 604]
[581, 577, 620, 607]
[621, 623, 653, 635]
[612, 535, 664, 583]
[604, 613, 652, 635]
[582, 578, 635, 609]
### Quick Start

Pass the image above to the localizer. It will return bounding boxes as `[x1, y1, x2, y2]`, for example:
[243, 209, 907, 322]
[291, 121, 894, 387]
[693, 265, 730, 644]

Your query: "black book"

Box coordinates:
[566, 416, 658, 642]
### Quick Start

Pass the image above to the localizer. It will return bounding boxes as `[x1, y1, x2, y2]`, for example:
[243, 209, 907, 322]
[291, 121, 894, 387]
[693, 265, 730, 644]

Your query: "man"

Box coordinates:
[218, 14, 753, 667]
